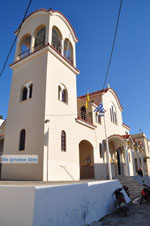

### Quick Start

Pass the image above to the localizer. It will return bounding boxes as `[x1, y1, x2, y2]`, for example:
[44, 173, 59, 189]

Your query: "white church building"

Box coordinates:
[0, 8, 149, 181]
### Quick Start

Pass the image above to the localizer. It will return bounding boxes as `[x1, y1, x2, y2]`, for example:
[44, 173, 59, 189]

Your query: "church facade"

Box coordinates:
[0, 9, 148, 181]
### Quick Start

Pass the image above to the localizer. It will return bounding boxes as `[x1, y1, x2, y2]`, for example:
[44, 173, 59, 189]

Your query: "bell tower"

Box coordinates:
[2, 9, 79, 181]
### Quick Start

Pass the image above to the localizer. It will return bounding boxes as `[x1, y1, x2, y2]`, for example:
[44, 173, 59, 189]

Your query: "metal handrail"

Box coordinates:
[18, 41, 45, 59]
[78, 110, 93, 124]
[60, 165, 75, 181]
[18, 48, 30, 58]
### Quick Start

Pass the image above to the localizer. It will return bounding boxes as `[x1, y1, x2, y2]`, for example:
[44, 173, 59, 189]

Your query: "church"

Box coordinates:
[0, 8, 148, 181]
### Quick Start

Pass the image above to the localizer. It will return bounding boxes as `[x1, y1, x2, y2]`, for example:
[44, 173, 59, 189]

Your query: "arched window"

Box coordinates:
[58, 84, 68, 103]
[96, 113, 101, 124]
[64, 39, 73, 64]
[52, 26, 62, 54]
[61, 130, 66, 151]
[19, 129, 26, 151]
[110, 103, 117, 124]
[29, 84, 33, 98]
[80, 106, 86, 120]
[34, 27, 46, 49]
[21, 82, 33, 101]
[62, 89, 66, 102]
[58, 85, 61, 100]
[19, 34, 31, 59]
[22, 87, 28, 101]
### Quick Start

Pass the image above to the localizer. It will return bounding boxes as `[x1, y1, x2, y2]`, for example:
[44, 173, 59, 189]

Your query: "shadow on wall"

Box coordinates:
[94, 163, 108, 180]
[32, 180, 123, 226]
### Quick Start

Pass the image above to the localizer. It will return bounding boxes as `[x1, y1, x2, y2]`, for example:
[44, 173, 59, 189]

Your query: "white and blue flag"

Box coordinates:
[94, 103, 105, 116]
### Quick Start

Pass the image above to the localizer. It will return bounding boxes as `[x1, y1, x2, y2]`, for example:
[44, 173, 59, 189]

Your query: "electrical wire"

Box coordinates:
[102, 0, 123, 89]
[0, 0, 33, 77]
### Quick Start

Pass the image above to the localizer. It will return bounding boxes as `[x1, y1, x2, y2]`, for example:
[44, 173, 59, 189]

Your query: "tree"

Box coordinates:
[0, 115, 3, 120]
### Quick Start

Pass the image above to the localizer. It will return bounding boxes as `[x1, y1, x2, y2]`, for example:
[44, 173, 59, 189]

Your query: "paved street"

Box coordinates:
[90, 199, 150, 226]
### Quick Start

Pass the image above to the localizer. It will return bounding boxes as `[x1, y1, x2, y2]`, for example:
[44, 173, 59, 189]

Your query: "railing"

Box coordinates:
[18, 48, 30, 59]
[17, 42, 74, 66]
[80, 166, 94, 179]
[34, 41, 45, 51]
[77, 111, 93, 124]
[18, 41, 45, 60]
[51, 43, 62, 54]
[60, 165, 75, 180]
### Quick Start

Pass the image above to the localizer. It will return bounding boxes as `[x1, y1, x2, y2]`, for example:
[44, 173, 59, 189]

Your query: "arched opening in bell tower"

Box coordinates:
[52, 26, 62, 54]
[34, 25, 46, 50]
[19, 34, 31, 59]
[64, 39, 73, 64]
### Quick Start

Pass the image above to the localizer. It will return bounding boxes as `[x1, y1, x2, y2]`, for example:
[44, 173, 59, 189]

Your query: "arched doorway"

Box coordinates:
[79, 140, 94, 179]
[116, 149, 123, 175]
[109, 138, 126, 177]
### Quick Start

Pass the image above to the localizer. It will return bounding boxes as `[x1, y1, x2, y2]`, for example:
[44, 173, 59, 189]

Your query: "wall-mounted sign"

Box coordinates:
[0, 155, 38, 164]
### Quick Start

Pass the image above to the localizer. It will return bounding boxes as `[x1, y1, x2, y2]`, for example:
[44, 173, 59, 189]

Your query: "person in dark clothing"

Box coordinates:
[138, 168, 143, 177]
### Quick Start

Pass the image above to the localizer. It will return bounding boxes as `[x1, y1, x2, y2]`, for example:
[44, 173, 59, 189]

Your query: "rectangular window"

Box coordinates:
[99, 143, 102, 158]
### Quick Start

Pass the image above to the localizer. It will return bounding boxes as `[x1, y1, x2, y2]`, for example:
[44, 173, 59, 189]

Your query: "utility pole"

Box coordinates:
[45, 119, 50, 181]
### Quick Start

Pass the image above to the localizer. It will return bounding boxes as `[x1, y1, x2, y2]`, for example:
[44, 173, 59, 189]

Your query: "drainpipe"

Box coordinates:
[103, 113, 112, 180]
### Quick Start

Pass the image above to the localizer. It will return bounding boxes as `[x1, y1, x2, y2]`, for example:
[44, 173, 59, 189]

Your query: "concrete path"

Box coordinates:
[90, 199, 150, 226]
[0, 179, 101, 186]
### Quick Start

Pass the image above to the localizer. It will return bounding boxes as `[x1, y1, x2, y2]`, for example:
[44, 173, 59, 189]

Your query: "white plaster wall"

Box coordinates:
[102, 90, 127, 136]
[33, 180, 130, 226]
[2, 52, 47, 180]
[0, 186, 35, 226]
[15, 12, 49, 59]
[43, 85, 129, 181]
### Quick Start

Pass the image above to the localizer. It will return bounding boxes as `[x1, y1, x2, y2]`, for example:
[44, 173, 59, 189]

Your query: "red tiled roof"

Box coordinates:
[122, 123, 131, 129]
[15, 8, 78, 42]
[78, 88, 123, 111]
[78, 88, 109, 99]
[108, 134, 144, 147]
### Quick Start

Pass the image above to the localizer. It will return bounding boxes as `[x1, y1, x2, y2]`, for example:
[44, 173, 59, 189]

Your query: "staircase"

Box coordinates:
[114, 176, 143, 200]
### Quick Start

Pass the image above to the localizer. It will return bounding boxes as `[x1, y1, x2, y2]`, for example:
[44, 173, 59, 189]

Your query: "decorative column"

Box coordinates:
[73, 42, 76, 67]
[131, 147, 136, 176]
[45, 16, 51, 45]
[30, 35, 35, 53]
[124, 146, 130, 176]
[61, 40, 64, 56]
[140, 151, 145, 175]
[136, 149, 140, 170]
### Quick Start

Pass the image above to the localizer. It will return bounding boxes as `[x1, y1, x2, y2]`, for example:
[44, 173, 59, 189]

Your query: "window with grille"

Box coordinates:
[61, 130, 66, 151]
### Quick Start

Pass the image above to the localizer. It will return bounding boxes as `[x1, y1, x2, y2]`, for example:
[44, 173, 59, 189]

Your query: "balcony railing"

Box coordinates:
[18, 48, 30, 59]
[77, 111, 93, 124]
[51, 43, 62, 54]
[18, 41, 45, 60]
[80, 166, 94, 179]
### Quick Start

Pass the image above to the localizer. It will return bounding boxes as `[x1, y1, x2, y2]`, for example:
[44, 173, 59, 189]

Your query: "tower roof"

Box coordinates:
[15, 8, 78, 42]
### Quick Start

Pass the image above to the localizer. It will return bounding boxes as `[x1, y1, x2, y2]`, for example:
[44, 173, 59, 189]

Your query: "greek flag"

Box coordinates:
[94, 103, 105, 116]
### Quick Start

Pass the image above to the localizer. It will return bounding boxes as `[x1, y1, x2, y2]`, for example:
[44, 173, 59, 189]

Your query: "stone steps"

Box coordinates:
[114, 176, 143, 200]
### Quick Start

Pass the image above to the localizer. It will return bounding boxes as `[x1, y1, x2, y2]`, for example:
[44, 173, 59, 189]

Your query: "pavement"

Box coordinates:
[90, 198, 150, 226]
[0, 179, 101, 186]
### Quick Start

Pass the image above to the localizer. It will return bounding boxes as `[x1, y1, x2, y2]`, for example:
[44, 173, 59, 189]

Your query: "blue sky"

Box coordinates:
[0, 0, 150, 137]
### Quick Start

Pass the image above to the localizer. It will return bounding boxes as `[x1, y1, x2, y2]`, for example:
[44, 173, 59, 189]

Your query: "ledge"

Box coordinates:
[10, 43, 80, 75]
[75, 118, 96, 129]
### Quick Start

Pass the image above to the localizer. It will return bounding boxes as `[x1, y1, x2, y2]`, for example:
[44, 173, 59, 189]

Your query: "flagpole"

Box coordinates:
[103, 110, 112, 180]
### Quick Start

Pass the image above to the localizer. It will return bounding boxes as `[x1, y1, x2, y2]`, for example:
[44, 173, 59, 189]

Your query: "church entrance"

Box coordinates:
[109, 138, 126, 177]
[79, 140, 94, 179]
